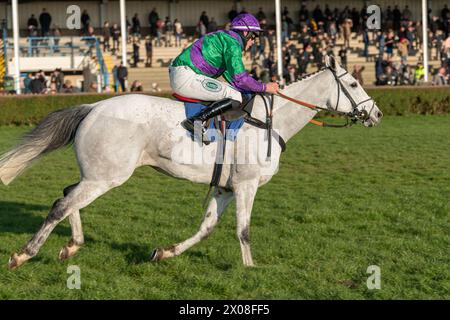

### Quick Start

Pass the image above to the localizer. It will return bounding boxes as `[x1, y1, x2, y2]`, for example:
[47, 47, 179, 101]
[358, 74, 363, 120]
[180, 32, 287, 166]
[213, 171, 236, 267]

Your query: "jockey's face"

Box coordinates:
[244, 31, 256, 51]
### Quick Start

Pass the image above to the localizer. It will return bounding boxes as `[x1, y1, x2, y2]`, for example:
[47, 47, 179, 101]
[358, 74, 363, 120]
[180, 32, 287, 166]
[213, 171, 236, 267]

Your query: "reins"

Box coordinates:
[276, 91, 355, 128]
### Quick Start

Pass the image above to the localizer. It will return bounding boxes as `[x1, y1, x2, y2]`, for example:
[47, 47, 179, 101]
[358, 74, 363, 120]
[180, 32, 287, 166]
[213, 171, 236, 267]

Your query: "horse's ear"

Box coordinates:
[325, 55, 337, 71]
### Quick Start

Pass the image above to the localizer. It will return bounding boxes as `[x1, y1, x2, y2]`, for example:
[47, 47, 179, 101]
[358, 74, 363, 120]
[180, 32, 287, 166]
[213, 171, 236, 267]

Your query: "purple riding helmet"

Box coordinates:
[230, 13, 263, 32]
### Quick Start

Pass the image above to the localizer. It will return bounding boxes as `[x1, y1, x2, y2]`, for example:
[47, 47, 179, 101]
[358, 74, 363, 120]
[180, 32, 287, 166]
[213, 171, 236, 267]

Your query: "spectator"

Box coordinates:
[313, 5, 324, 23]
[256, 7, 266, 22]
[164, 17, 173, 47]
[338, 46, 348, 69]
[174, 19, 183, 47]
[145, 36, 153, 67]
[131, 80, 143, 92]
[393, 5, 401, 31]
[287, 65, 297, 84]
[87, 25, 95, 37]
[433, 67, 448, 85]
[132, 13, 141, 37]
[351, 8, 360, 33]
[81, 10, 90, 36]
[156, 18, 164, 47]
[117, 62, 128, 92]
[414, 62, 425, 85]
[342, 18, 353, 48]
[82, 63, 94, 92]
[399, 62, 414, 85]
[37, 70, 47, 87]
[52, 25, 61, 52]
[89, 82, 98, 92]
[267, 29, 275, 52]
[61, 80, 79, 93]
[402, 5, 412, 22]
[111, 23, 120, 55]
[126, 16, 132, 42]
[385, 65, 398, 85]
[198, 20, 206, 38]
[149, 8, 159, 37]
[299, 5, 309, 23]
[30, 72, 45, 94]
[207, 18, 218, 33]
[28, 26, 39, 56]
[50, 68, 64, 93]
[362, 28, 369, 61]
[441, 5, 449, 22]
[39, 8, 52, 36]
[23, 73, 33, 94]
[228, 6, 238, 22]
[200, 11, 209, 30]
[151, 82, 162, 92]
[397, 38, 409, 63]
[351, 65, 365, 85]
[132, 37, 140, 67]
[112, 64, 119, 93]
[103, 21, 111, 52]
[385, 31, 395, 59]
[377, 30, 386, 55]
[27, 14, 38, 34]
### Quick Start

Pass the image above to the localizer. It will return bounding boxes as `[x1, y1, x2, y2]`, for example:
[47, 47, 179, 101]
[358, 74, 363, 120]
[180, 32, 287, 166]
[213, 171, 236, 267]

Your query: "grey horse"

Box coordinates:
[0, 56, 382, 270]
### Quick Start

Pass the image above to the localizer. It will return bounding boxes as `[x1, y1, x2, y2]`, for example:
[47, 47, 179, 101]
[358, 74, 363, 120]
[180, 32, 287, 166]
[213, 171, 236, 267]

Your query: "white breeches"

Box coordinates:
[169, 66, 242, 103]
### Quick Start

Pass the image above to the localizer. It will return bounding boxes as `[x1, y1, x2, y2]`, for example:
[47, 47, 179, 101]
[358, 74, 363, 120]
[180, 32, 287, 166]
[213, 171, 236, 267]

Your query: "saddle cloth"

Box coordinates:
[178, 96, 246, 143]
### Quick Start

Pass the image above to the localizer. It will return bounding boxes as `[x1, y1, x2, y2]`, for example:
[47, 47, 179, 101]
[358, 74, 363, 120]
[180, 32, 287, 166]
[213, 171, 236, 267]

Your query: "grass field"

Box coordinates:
[0, 115, 449, 299]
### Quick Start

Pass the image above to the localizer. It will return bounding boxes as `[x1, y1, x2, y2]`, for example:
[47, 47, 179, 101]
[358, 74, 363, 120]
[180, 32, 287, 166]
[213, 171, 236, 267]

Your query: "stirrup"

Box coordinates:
[181, 119, 210, 145]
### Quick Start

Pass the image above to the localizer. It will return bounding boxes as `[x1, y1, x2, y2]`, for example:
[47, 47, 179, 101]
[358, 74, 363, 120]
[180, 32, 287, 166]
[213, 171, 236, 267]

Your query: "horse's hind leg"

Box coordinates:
[151, 188, 234, 262]
[58, 210, 84, 261]
[8, 180, 113, 270]
[58, 183, 84, 261]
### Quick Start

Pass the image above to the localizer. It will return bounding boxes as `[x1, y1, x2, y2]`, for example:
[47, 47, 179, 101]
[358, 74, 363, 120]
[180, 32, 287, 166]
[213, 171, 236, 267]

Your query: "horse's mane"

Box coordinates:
[295, 67, 328, 82]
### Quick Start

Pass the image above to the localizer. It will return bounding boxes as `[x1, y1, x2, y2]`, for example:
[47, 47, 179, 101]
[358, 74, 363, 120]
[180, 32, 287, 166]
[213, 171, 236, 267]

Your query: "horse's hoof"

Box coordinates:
[58, 247, 70, 261]
[8, 253, 26, 271]
[150, 248, 163, 262]
[58, 244, 81, 261]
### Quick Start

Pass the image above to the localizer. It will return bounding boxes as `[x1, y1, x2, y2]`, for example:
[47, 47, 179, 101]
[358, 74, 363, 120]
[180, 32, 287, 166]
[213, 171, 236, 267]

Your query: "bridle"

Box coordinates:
[277, 67, 376, 128]
[330, 68, 375, 123]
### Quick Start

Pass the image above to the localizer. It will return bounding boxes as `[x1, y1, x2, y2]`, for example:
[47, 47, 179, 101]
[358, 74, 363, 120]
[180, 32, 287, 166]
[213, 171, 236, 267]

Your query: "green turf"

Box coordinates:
[0, 115, 449, 299]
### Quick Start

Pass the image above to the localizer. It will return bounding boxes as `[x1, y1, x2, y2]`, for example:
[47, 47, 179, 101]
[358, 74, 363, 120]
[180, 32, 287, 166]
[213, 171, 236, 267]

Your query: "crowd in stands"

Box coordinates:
[21, 68, 83, 94]
[238, 4, 450, 86]
[2, 3, 449, 95]
[371, 5, 450, 85]
[106, 3, 450, 86]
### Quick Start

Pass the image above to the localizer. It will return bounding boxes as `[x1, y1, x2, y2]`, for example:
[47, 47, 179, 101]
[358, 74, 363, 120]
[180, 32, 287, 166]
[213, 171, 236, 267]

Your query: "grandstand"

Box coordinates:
[123, 32, 443, 91]
[0, 0, 448, 93]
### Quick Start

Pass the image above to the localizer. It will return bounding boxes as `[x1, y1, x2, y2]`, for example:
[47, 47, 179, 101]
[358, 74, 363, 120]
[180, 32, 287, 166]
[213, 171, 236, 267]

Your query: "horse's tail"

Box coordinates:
[0, 105, 94, 185]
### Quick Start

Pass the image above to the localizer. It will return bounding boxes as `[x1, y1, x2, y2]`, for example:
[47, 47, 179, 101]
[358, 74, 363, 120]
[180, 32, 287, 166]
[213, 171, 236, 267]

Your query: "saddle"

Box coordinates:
[174, 93, 249, 143]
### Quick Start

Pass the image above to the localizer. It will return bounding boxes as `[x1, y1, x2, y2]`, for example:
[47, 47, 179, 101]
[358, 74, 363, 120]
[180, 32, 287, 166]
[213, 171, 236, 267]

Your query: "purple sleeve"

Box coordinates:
[230, 72, 267, 93]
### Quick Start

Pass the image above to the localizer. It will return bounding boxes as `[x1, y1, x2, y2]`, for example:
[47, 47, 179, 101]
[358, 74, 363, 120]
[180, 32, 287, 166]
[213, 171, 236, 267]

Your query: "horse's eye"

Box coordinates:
[350, 82, 358, 88]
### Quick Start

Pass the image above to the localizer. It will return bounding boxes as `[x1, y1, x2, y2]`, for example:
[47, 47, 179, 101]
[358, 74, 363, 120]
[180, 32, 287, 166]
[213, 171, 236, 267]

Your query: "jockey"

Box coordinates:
[169, 13, 279, 140]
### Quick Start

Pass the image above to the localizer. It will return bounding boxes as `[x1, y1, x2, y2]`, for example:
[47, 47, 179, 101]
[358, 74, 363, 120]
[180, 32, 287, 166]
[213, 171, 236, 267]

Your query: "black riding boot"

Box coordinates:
[181, 98, 235, 144]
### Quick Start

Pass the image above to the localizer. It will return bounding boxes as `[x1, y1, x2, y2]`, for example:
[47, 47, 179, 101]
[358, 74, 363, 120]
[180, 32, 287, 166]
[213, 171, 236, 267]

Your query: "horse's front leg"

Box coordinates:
[151, 187, 234, 262]
[234, 179, 259, 267]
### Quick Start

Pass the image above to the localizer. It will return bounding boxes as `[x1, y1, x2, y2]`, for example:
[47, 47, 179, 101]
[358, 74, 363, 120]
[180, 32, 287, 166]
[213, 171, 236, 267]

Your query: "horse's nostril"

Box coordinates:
[377, 111, 383, 118]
